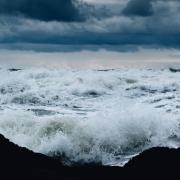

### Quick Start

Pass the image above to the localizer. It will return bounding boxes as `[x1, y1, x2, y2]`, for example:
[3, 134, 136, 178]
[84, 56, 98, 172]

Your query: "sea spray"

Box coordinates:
[0, 68, 179, 166]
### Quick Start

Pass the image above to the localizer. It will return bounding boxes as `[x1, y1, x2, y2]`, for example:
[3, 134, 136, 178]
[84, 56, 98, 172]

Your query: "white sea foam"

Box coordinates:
[0, 68, 180, 166]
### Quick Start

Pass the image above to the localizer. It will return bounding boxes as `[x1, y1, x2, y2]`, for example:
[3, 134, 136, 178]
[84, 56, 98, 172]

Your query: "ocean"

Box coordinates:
[0, 67, 180, 166]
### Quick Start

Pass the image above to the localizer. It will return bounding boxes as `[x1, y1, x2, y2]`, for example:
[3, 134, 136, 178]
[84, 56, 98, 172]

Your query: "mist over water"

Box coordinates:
[0, 67, 180, 166]
[1, 48, 180, 69]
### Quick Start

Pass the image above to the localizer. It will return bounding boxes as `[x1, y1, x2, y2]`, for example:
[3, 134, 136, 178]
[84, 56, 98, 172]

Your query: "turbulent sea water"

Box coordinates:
[0, 67, 180, 166]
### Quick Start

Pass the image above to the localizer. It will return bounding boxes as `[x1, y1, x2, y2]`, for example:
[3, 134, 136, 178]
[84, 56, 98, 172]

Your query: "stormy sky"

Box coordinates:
[0, 0, 180, 51]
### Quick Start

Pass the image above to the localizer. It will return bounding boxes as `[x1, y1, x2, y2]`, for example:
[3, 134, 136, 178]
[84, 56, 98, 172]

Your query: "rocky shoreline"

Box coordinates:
[0, 134, 179, 179]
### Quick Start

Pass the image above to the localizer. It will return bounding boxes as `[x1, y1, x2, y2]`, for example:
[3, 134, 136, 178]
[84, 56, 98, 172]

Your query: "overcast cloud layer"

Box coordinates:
[0, 0, 180, 50]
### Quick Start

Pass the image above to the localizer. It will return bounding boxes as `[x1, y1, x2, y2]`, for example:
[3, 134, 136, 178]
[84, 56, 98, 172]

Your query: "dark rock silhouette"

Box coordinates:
[8, 68, 22, 72]
[0, 134, 179, 180]
[169, 67, 180, 73]
[125, 147, 180, 178]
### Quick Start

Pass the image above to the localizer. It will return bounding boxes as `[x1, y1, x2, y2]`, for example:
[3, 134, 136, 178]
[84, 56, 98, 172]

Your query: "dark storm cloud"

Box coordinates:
[122, 0, 153, 16]
[0, 0, 180, 50]
[0, 0, 83, 22]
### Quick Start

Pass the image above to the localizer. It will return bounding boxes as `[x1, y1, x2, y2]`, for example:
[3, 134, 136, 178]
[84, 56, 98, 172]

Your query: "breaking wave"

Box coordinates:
[0, 68, 180, 166]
